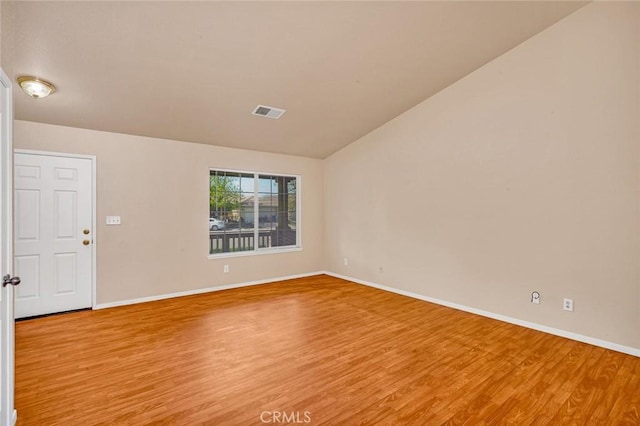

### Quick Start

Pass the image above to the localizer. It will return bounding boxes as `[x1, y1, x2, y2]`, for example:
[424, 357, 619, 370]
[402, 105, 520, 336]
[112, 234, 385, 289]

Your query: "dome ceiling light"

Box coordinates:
[17, 76, 56, 99]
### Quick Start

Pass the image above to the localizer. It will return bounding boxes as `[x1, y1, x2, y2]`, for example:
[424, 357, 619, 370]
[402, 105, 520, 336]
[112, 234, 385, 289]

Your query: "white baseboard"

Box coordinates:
[93, 271, 325, 310]
[92, 269, 640, 358]
[12, 409, 17, 426]
[324, 271, 640, 358]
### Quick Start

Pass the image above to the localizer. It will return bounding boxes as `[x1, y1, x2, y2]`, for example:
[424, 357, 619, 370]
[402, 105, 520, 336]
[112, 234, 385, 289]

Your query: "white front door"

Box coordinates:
[14, 153, 93, 318]
[0, 68, 17, 425]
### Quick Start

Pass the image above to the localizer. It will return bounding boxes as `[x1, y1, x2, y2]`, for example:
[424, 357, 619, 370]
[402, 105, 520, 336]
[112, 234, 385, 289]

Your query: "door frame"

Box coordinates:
[14, 149, 97, 309]
[0, 66, 16, 426]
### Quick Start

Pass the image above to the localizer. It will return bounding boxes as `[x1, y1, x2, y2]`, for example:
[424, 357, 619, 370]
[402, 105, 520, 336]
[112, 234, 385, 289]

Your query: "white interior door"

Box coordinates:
[0, 68, 17, 425]
[14, 153, 93, 319]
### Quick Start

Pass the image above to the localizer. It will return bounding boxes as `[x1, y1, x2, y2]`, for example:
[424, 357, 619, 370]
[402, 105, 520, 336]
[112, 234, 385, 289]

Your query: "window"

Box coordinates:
[209, 169, 300, 256]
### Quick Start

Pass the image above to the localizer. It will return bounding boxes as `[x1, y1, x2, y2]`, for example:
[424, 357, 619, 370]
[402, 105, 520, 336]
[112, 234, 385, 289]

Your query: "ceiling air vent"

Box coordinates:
[252, 105, 286, 119]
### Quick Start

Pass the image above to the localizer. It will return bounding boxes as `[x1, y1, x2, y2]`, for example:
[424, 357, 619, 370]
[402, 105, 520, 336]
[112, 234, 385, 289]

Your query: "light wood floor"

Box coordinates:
[15, 275, 640, 425]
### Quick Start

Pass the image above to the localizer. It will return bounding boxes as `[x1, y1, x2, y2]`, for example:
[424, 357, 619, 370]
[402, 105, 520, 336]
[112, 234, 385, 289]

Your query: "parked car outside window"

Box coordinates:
[209, 217, 225, 231]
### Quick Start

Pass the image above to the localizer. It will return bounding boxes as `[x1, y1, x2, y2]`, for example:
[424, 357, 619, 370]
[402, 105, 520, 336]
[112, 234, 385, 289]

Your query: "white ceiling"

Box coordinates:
[14, 1, 586, 159]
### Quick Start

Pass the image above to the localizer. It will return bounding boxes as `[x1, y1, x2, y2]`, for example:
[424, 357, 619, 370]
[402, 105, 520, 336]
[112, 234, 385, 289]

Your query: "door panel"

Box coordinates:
[14, 256, 38, 299]
[14, 153, 92, 319]
[14, 189, 39, 240]
[54, 190, 77, 239]
[54, 252, 77, 294]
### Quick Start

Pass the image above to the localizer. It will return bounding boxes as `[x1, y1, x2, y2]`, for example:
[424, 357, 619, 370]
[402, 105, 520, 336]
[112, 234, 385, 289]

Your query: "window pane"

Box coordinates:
[258, 175, 278, 193]
[272, 229, 296, 247]
[210, 171, 242, 221]
[287, 210, 297, 230]
[258, 175, 297, 248]
[211, 170, 298, 255]
[258, 194, 277, 230]
[240, 174, 255, 193]
[239, 202, 254, 229]
[210, 171, 253, 254]
[258, 228, 271, 248]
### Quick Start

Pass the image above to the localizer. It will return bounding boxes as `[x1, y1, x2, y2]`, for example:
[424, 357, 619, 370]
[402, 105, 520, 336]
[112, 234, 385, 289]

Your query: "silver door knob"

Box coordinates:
[2, 274, 21, 287]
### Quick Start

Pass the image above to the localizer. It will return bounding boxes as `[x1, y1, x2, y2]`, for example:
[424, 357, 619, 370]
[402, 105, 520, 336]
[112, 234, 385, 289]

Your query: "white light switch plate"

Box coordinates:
[106, 216, 121, 225]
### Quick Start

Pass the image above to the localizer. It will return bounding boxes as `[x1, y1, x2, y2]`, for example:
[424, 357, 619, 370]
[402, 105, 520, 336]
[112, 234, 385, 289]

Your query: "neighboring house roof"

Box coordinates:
[241, 195, 282, 208]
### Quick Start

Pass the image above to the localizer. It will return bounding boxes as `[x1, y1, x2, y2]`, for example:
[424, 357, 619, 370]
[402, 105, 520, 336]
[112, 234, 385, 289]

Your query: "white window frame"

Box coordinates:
[208, 168, 302, 259]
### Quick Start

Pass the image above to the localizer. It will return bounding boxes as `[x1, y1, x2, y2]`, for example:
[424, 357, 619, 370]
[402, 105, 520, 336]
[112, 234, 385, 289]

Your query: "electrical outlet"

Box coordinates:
[343, 258, 349, 266]
[223, 264, 229, 273]
[531, 291, 540, 304]
[563, 298, 573, 311]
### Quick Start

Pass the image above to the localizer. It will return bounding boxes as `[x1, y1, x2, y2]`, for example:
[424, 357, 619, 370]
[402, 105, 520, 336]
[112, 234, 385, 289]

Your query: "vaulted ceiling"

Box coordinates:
[14, 1, 586, 158]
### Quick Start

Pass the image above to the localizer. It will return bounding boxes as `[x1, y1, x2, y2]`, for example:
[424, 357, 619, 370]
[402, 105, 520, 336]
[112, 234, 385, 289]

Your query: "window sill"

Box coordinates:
[208, 246, 303, 260]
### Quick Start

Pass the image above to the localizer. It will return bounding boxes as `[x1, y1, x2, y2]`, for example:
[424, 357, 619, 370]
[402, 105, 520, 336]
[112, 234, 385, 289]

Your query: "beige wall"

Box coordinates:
[1, 0, 15, 78]
[324, 2, 640, 349]
[14, 121, 324, 304]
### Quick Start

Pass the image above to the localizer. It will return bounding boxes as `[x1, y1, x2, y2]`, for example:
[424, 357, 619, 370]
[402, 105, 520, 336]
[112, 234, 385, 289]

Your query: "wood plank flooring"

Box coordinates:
[15, 275, 640, 425]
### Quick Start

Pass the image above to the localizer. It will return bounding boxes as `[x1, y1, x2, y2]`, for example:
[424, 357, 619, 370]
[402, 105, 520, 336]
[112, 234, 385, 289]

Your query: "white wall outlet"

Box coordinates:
[223, 264, 229, 273]
[343, 258, 349, 266]
[106, 216, 121, 225]
[563, 298, 574, 311]
[531, 291, 540, 304]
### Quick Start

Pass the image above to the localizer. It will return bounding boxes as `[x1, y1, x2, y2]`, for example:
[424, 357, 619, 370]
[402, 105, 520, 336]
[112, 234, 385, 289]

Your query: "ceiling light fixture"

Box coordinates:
[17, 76, 56, 99]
